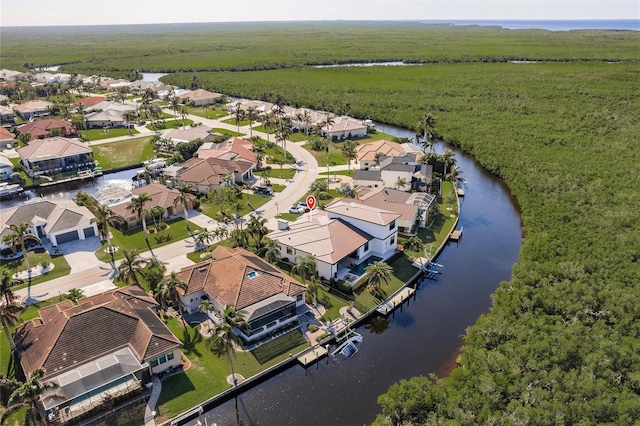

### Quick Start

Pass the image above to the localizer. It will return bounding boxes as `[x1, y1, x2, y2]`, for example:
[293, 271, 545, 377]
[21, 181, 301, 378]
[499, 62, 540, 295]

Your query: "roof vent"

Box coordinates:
[247, 271, 259, 279]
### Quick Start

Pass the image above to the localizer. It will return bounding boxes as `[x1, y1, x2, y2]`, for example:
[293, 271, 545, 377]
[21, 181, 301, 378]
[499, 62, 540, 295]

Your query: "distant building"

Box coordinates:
[178, 89, 224, 106]
[17, 118, 76, 140]
[18, 137, 94, 176]
[13, 100, 52, 120]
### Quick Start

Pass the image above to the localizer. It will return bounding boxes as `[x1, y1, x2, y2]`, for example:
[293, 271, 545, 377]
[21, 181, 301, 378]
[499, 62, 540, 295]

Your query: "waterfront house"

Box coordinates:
[18, 137, 94, 176]
[13, 285, 181, 423]
[0, 152, 14, 180]
[164, 125, 217, 146]
[13, 100, 52, 120]
[197, 137, 257, 163]
[178, 89, 224, 106]
[0, 105, 15, 124]
[355, 140, 405, 169]
[174, 157, 255, 194]
[108, 183, 195, 227]
[17, 118, 76, 140]
[0, 199, 98, 246]
[0, 127, 15, 149]
[85, 101, 138, 128]
[321, 116, 368, 140]
[354, 186, 436, 232]
[175, 246, 307, 342]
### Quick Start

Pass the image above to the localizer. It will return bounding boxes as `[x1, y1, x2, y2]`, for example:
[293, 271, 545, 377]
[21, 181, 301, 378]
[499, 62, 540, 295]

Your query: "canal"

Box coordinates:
[189, 124, 522, 426]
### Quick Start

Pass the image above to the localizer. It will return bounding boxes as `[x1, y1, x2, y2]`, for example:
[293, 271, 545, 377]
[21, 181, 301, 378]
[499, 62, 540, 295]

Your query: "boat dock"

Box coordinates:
[376, 287, 415, 316]
[456, 187, 465, 196]
[450, 227, 463, 242]
[297, 345, 329, 367]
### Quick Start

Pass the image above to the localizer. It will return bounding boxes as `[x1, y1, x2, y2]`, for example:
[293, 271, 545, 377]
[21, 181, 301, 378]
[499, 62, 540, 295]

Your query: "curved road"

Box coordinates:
[14, 110, 320, 305]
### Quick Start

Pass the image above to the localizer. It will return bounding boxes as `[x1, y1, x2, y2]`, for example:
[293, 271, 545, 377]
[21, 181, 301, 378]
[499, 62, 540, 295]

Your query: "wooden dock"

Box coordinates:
[456, 187, 465, 196]
[376, 287, 415, 316]
[297, 346, 328, 367]
[450, 227, 463, 242]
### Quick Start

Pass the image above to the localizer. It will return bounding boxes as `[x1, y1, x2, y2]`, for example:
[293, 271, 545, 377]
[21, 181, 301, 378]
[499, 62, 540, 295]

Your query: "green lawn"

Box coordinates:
[221, 117, 251, 127]
[319, 170, 354, 177]
[92, 136, 155, 169]
[0, 249, 71, 288]
[145, 118, 194, 131]
[209, 127, 243, 137]
[198, 194, 271, 223]
[155, 318, 309, 422]
[265, 167, 296, 179]
[270, 183, 286, 192]
[9, 157, 33, 185]
[303, 142, 349, 167]
[288, 132, 308, 142]
[80, 127, 138, 141]
[183, 105, 229, 119]
[275, 213, 300, 222]
[94, 217, 202, 263]
[353, 254, 417, 312]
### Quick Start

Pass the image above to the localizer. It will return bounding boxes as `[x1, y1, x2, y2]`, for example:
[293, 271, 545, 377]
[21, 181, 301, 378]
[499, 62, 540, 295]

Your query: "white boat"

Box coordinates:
[331, 334, 363, 359]
[0, 182, 22, 197]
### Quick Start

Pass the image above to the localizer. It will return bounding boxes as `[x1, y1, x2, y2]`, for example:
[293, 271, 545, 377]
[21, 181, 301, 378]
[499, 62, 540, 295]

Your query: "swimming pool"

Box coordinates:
[350, 256, 383, 276]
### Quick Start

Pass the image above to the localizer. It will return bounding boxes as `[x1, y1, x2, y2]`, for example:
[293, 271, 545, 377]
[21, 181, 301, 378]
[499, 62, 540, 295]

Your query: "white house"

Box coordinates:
[0, 153, 14, 180]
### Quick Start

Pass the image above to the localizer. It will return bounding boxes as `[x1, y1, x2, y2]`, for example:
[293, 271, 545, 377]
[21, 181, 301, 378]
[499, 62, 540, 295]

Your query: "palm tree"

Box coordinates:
[363, 261, 394, 298]
[440, 148, 456, 181]
[418, 113, 437, 152]
[148, 206, 165, 229]
[404, 236, 424, 254]
[246, 214, 268, 248]
[341, 140, 358, 173]
[302, 110, 312, 136]
[323, 115, 335, 141]
[174, 183, 193, 232]
[0, 301, 20, 351]
[229, 228, 249, 249]
[207, 305, 248, 387]
[179, 106, 189, 130]
[246, 106, 257, 138]
[122, 110, 136, 134]
[276, 159, 285, 178]
[373, 151, 385, 168]
[292, 254, 317, 283]
[233, 103, 245, 134]
[0, 270, 21, 305]
[198, 299, 216, 333]
[91, 204, 117, 256]
[141, 257, 167, 293]
[215, 226, 229, 242]
[306, 275, 320, 306]
[241, 181, 252, 201]
[66, 288, 85, 304]
[3, 223, 40, 272]
[395, 176, 409, 191]
[447, 164, 466, 188]
[117, 249, 146, 285]
[127, 192, 153, 242]
[263, 238, 280, 263]
[169, 93, 180, 122]
[154, 272, 188, 318]
[0, 368, 63, 426]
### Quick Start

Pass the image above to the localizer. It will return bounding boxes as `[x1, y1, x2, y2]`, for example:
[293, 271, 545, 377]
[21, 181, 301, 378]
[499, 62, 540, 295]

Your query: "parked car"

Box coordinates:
[252, 185, 274, 195]
[289, 203, 310, 214]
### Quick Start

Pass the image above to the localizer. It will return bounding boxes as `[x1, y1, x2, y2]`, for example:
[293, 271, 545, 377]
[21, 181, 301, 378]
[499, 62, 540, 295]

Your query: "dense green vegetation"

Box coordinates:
[1, 23, 639, 424]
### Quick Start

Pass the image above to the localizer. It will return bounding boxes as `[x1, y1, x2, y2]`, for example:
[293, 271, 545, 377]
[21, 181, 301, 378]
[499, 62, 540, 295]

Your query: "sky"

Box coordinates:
[2, 0, 638, 27]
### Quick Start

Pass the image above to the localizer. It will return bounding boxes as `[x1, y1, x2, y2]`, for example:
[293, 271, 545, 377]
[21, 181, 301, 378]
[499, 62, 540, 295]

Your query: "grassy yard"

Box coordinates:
[264, 167, 296, 179]
[9, 157, 34, 186]
[270, 183, 286, 193]
[354, 254, 418, 312]
[0, 249, 71, 288]
[155, 318, 309, 422]
[319, 170, 354, 177]
[221, 117, 251, 127]
[210, 127, 243, 137]
[183, 105, 229, 119]
[80, 127, 138, 142]
[145, 118, 194, 131]
[302, 142, 348, 167]
[288, 132, 308, 142]
[198, 194, 272, 223]
[94, 217, 202, 263]
[92, 136, 155, 169]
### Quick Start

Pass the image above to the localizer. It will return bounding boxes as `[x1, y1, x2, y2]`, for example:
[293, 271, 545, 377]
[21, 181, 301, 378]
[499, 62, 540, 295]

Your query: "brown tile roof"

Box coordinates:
[17, 137, 90, 161]
[13, 100, 52, 113]
[14, 285, 181, 380]
[197, 137, 257, 163]
[17, 119, 75, 139]
[178, 89, 222, 102]
[176, 246, 305, 310]
[75, 96, 106, 108]
[0, 128, 14, 141]
[176, 157, 253, 187]
[325, 199, 401, 226]
[108, 183, 193, 219]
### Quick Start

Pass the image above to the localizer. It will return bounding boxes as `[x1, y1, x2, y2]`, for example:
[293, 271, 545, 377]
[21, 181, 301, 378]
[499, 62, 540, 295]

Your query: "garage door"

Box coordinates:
[56, 230, 79, 244]
[83, 227, 96, 238]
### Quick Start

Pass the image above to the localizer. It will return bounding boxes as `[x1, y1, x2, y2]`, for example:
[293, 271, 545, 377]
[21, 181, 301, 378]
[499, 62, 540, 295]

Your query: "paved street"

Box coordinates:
[13, 108, 322, 304]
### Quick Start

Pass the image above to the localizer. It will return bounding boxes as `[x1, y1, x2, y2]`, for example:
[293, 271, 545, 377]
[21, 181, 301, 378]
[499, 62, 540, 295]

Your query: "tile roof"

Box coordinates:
[109, 183, 193, 218]
[74, 96, 106, 108]
[356, 140, 404, 162]
[17, 137, 91, 161]
[176, 246, 305, 310]
[269, 215, 373, 265]
[178, 89, 222, 102]
[17, 119, 74, 137]
[325, 199, 401, 226]
[198, 137, 257, 163]
[0, 199, 94, 238]
[14, 285, 181, 380]
[165, 126, 213, 143]
[176, 157, 253, 186]
[13, 100, 52, 113]
[0, 127, 14, 141]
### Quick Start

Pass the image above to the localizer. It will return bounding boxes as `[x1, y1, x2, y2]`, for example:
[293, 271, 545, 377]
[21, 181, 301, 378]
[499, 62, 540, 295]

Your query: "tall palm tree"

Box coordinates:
[246, 214, 268, 248]
[363, 261, 394, 298]
[179, 106, 189, 130]
[341, 140, 358, 173]
[229, 228, 249, 249]
[127, 192, 153, 242]
[292, 254, 317, 283]
[0, 368, 63, 426]
[215, 226, 229, 242]
[440, 148, 456, 181]
[395, 176, 409, 191]
[0, 301, 20, 351]
[0, 270, 21, 305]
[174, 183, 193, 232]
[207, 305, 248, 387]
[323, 115, 335, 141]
[66, 288, 85, 304]
[306, 275, 320, 306]
[91, 204, 117, 255]
[154, 272, 188, 318]
[117, 249, 146, 285]
[263, 238, 280, 263]
[198, 299, 216, 333]
[447, 164, 466, 188]
[122, 110, 136, 134]
[168, 93, 180, 122]
[418, 113, 437, 152]
[233, 103, 245, 134]
[302, 110, 312, 136]
[3, 223, 40, 272]
[246, 105, 257, 138]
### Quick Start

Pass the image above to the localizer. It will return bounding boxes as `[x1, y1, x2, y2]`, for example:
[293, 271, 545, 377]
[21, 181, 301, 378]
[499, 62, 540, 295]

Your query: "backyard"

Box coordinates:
[91, 136, 156, 169]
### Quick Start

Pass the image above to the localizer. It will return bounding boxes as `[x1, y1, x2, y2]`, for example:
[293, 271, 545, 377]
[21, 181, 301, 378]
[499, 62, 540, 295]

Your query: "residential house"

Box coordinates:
[352, 169, 382, 188]
[354, 153, 431, 191]
[17, 118, 76, 140]
[178, 89, 223, 106]
[0, 153, 14, 180]
[354, 186, 436, 232]
[0, 199, 98, 246]
[0, 105, 15, 124]
[164, 126, 217, 146]
[13, 285, 181, 423]
[85, 101, 137, 128]
[176, 246, 306, 342]
[174, 157, 255, 194]
[33, 72, 71, 84]
[13, 100, 52, 120]
[75, 96, 106, 109]
[355, 140, 405, 169]
[18, 137, 94, 176]
[0, 127, 15, 149]
[322, 116, 368, 140]
[0, 69, 26, 81]
[108, 183, 194, 227]
[197, 137, 257, 163]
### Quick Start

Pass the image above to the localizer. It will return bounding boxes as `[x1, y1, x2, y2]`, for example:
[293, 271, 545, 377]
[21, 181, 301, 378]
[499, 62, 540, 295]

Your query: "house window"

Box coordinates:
[296, 294, 303, 302]
[364, 242, 369, 252]
[151, 358, 159, 367]
[286, 247, 293, 255]
[159, 354, 167, 364]
[389, 220, 396, 231]
[167, 352, 175, 361]
[390, 236, 395, 245]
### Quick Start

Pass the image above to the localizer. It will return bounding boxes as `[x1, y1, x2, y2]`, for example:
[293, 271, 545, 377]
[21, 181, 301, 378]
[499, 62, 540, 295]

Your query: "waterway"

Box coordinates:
[189, 124, 522, 426]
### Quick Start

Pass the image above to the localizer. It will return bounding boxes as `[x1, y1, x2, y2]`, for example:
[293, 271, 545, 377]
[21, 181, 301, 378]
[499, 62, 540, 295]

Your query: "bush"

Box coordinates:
[315, 332, 332, 343]
[308, 324, 319, 332]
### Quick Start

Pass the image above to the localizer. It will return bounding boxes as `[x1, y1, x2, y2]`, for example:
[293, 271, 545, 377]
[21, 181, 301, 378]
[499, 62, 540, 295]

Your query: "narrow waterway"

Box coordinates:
[191, 125, 522, 426]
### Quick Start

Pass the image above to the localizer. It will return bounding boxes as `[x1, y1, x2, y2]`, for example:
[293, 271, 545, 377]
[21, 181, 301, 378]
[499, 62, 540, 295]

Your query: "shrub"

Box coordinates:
[308, 324, 319, 332]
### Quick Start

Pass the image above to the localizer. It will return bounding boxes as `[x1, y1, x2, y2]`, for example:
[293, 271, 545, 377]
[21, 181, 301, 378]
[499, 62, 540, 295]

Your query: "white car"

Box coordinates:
[289, 205, 310, 214]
